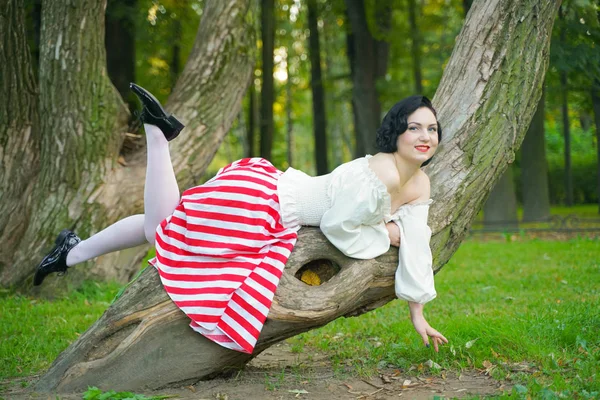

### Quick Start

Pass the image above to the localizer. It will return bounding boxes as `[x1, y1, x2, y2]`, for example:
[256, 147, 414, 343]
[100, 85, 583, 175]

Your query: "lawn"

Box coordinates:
[1, 236, 598, 399]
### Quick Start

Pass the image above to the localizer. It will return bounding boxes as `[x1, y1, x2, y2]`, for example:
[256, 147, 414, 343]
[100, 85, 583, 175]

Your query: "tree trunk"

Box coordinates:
[521, 89, 551, 221]
[247, 82, 256, 158]
[483, 166, 518, 229]
[0, 0, 41, 276]
[105, 0, 137, 112]
[560, 71, 572, 206]
[307, 0, 328, 174]
[286, 57, 294, 167]
[559, 8, 573, 206]
[170, 18, 182, 87]
[592, 79, 600, 213]
[33, 0, 560, 392]
[407, 0, 423, 94]
[259, 0, 275, 160]
[1, 0, 256, 289]
[345, 0, 387, 157]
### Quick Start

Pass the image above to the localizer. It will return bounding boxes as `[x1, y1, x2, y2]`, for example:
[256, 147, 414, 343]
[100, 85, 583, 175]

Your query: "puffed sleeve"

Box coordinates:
[320, 169, 390, 259]
[392, 202, 437, 304]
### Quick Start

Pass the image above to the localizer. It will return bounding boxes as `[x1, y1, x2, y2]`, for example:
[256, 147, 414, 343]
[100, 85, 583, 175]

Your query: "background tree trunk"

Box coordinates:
[307, 0, 328, 174]
[407, 0, 423, 94]
[105, 0, 137, 113]
[345, 0, 389, 157]
[0, 0, 256, 289]
[521, 89, 551, 221]
[483, 167, 518, 229]
[559, 7, 573, 207]
[247, 83, 257, 158]
[33, 0, 561, 392]
[592, 79, 600, 213]
[259, 0, 275, 160]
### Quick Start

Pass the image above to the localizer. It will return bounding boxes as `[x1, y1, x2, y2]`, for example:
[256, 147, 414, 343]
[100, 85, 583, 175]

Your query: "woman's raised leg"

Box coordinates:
[142, 123, 180, 244]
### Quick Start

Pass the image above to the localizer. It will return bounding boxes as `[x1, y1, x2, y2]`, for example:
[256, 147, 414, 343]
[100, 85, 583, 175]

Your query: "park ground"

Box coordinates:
[1, 208, 599, 400]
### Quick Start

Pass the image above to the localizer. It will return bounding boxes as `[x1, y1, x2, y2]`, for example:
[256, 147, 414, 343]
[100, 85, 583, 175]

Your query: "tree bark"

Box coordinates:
[592, 79, 600, 213]
[521, 89, 551, 221]
[407, 0, 423, 94]
[259, 0, 275, 160]
[0, 0, 41, 277]
[307, 0, 328, 174]
[483, 166, 518, 229]
[33, 0, 561, 393]
[1, 0, 256, 289]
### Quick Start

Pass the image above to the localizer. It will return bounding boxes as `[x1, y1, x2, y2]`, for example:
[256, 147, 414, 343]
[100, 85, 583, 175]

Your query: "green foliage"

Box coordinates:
[83, 386, 171, 400]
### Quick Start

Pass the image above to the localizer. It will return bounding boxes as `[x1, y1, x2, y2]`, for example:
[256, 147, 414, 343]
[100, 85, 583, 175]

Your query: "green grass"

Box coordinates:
[0, 281, 121, 380]
[287, 238, 600, 399]
[1, 238, 598, 399]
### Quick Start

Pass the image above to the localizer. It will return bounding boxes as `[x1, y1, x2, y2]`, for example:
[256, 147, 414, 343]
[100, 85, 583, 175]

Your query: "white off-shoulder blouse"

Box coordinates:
[277, 155, 436, 304]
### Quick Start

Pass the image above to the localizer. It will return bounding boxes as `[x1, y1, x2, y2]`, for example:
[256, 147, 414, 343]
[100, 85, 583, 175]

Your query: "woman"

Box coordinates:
[34, 83, 448, 354]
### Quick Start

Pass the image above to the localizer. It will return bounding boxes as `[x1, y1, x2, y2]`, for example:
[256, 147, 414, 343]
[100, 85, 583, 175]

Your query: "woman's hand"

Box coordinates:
[386, 222, 400, 247]
[408, 302, 448, 352]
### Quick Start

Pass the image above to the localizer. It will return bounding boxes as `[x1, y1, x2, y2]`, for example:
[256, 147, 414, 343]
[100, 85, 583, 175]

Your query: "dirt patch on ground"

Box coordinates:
[1, 343, 507, 400]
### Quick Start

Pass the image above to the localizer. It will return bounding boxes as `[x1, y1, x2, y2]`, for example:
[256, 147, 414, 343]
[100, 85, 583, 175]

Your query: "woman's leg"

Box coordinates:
[66, 123, 180, 264]
[142, 123, 180, 243]
[65, 214, 147, 266]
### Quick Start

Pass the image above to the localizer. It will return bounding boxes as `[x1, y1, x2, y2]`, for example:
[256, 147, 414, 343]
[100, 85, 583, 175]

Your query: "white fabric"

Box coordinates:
[278, 167, 331, 227]
[392, 202, 436, 304]
[279, 155, 437, 302]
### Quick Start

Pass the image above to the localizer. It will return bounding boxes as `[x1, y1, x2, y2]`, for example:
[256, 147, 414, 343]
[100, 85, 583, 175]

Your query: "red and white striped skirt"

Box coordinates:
[150, 158, 299, 353]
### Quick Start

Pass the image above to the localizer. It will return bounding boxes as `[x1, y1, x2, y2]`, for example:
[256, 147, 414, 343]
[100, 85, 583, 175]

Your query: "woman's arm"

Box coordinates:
[408, 301, 448, 352]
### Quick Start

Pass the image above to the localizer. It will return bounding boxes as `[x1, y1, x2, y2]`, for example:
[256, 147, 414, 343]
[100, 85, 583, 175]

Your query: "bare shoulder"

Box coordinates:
[412, 169, 431, 201]
[367, 153, 400, 190]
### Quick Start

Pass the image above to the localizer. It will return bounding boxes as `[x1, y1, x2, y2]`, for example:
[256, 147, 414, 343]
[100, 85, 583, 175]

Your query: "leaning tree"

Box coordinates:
[1, 0, 560, 393]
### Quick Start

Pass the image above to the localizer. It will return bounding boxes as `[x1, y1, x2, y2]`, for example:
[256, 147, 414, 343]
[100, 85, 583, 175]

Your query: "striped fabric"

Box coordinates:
[150, 158, 299, 353]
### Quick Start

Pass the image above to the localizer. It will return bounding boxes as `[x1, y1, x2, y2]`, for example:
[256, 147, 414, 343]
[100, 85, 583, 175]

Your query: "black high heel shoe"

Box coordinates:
[33, 229, 81, 286]
[130, 83, 185, 141]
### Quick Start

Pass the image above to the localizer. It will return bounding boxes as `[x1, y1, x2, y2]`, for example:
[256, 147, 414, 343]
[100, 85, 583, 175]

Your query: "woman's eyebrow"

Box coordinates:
[408, 121, 437, 127]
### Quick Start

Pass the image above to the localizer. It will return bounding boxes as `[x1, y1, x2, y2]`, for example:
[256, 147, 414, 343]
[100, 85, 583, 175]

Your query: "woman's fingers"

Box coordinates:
[419, 330, 430, 348]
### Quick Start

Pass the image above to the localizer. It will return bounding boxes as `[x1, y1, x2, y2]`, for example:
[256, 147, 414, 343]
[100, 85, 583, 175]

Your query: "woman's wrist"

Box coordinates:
[408, 301, 424, 319]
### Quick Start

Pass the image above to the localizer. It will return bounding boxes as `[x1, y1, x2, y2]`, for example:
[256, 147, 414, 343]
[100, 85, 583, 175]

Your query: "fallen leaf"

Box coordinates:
[288, 389, 309, 394]
[380, 374, 392, 384]
[465, 338, 479, 349]
[425, 359, 441, 370]
[117, 156, 128, 166]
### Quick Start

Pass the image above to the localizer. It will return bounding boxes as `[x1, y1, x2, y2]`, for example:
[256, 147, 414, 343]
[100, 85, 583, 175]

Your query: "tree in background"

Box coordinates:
[260, 0, 276, 160]
[548, 0, 600, 207]
[106, 0, 137, 112]
[521, 90, 551, 221]
[307, 0, 328, 174]
[345, 0, 390, 157]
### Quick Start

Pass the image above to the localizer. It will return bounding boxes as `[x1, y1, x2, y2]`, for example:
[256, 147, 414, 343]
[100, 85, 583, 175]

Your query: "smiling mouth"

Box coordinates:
[415, 145, 430, 152]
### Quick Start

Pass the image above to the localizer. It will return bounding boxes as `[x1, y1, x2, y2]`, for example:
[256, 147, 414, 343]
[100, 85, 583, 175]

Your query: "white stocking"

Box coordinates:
[142, 123, 180, 243]
[65, 123, 180, 266]
[66, 214, 147, 266]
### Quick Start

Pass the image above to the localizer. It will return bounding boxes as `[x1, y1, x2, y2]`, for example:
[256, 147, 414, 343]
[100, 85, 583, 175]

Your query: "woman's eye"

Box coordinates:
[428, 128, 437, 132]
[409, 126, 417, 131]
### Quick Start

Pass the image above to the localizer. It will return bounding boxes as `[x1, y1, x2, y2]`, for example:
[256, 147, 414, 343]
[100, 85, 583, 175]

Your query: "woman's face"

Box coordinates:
[395, 107, 439, 165]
